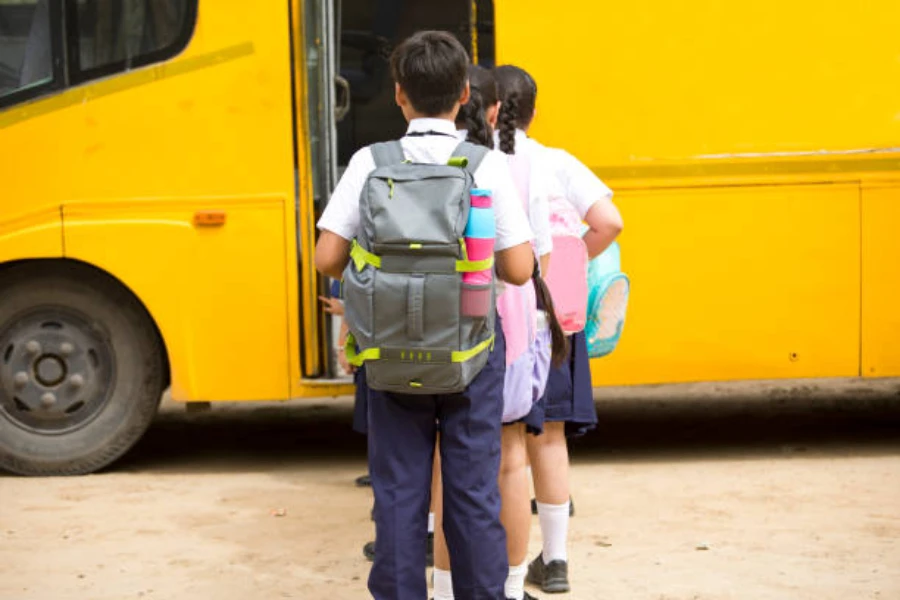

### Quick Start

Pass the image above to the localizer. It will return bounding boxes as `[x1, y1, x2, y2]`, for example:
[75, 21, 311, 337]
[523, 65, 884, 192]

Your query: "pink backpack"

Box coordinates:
[545, 194, 589, 334]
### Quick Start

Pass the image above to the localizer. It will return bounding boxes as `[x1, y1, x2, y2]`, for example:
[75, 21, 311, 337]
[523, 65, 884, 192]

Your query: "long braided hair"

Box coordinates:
[494, 65, 538, 155]
[455, 65, 498, 149]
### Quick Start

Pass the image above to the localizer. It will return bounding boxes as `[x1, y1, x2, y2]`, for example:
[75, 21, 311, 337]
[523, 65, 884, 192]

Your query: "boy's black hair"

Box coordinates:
[494, 65, 538, 155]
[455, 65, 498, 149]
[390, 30, 469, 116]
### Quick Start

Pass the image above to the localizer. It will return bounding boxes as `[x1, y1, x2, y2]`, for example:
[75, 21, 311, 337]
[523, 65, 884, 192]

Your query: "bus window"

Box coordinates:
[1, 0, 197, 108]
[69, 0, 196, 83]
[0, 0, 54, 102]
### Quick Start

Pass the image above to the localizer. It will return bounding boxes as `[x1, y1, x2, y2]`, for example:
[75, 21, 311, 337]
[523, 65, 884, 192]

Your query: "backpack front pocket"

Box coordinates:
[365, 271, 465, 393]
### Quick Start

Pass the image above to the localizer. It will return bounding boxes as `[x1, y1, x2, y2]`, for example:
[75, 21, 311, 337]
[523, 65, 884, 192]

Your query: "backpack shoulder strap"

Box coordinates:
[370, 141, 406, 168]
[450, 141, 489, 176]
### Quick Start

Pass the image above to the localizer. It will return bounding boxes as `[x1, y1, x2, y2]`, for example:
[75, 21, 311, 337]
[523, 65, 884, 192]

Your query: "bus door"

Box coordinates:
[300, 0, 495, 380]
[297, 0, 343, 382]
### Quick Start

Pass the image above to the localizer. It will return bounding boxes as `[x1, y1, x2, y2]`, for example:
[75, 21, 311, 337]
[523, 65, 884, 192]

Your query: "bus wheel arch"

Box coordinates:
[0, 259, 170, 475]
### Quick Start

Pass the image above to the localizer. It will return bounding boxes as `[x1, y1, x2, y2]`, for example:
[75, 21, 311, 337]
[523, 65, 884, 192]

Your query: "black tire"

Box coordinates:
[0, 262, 165, 475]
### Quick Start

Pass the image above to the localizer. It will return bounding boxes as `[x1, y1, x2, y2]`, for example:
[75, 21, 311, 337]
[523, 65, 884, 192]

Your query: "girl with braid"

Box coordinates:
[455, 65, 501, 148]
[494, 64, 623, 595]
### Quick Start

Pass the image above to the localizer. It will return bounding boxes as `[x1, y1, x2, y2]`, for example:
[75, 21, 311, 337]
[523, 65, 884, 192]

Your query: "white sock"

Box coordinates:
[428, 512, 435, 534]
[537, 501, 570, 562]
[433, 568, 454, 600]
[504, 560, 528, 600]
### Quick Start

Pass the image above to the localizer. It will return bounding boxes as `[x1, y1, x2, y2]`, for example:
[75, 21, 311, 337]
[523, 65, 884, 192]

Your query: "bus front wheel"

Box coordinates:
[0, 263, 165, 475]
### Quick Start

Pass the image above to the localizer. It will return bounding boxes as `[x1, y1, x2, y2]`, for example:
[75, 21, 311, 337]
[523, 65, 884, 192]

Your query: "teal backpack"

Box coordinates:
[585, 241, 630, 358]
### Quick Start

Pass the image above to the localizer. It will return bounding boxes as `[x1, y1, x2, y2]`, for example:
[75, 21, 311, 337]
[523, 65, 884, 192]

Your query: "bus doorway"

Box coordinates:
[304, 0, 496, 379]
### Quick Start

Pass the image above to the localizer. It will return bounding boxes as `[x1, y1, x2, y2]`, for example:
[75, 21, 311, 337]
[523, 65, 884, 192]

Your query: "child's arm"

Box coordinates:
[496, 243, 535, 285]
[540, 253, 551, 278]
[315, 232, 352, 280]
[582, 198, 623, 259]
[315, 148, 375, 278]
[555, 149, 623, 258]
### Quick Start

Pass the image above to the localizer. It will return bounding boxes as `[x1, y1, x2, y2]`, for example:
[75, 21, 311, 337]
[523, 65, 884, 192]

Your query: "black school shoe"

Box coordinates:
[362, 532, 435, 567]
[530, 497, 575, 517]
[362, 540, 376, 561]
[527, 553, 569, 594]
[355, 473, 372, 487]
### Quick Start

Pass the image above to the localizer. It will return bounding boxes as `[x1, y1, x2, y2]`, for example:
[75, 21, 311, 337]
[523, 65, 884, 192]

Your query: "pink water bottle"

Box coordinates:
[461, 189, 495, 316]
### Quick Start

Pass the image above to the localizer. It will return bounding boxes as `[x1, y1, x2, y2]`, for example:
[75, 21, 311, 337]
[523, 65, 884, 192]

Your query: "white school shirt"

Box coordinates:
[486, 128, 556, 257]
[318, 118, 533, 252]
[527, 141, 614, 219]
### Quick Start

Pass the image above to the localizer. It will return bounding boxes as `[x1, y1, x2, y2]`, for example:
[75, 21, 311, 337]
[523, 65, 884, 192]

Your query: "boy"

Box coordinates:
[315, 30, 535, 600]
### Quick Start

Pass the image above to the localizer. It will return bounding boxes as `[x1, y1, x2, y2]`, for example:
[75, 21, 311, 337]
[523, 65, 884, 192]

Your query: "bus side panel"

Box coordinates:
[0, 208, 63, 260]
[1, 101, 77, 261]
[861, 184, 900, 377]
[63, 198, 291, 402]
[64, 3, 297, 401]
[591, 184, 861, 385]
[496, 0, 900, 169]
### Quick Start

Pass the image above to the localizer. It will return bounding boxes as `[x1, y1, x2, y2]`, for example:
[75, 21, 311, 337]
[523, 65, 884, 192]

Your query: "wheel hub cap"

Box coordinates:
[1, 311, 114, 434]
[35, 355, 66, 387]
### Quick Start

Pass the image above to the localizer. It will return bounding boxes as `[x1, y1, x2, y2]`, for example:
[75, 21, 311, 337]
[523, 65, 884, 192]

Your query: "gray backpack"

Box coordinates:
[343, 140, 496, 394]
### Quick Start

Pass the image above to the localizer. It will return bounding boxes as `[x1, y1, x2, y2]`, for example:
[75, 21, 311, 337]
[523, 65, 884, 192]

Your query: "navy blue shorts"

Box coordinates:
[539, 330, 597, 437]
[506, 400, 544, 435]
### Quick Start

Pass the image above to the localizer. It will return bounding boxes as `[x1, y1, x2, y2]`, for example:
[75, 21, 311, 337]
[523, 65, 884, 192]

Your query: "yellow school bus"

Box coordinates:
[0, 0, 898, 475]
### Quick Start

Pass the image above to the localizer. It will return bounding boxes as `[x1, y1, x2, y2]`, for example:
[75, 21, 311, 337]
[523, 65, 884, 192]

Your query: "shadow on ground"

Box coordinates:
[111, 378, 900, 474]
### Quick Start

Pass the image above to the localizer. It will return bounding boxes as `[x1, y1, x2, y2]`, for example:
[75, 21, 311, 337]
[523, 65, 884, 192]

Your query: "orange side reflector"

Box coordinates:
[193, 210, 226, 227]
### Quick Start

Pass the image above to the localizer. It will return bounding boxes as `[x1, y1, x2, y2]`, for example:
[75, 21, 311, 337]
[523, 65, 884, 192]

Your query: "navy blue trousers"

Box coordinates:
[352, 365, 368, 435]
[366, 322, 508, 600]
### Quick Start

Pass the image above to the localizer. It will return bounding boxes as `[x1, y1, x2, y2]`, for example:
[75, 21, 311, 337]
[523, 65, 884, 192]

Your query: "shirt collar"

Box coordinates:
[406, 118, 459, 136]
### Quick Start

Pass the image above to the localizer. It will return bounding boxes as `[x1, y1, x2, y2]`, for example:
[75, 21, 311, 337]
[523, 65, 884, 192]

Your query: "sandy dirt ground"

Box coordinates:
[2, 378, 900, 600]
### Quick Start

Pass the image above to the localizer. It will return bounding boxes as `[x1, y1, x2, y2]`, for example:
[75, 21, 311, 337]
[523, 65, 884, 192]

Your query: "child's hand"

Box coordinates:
[319, 296, 345, 316]
[337, 347, 356, 375]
